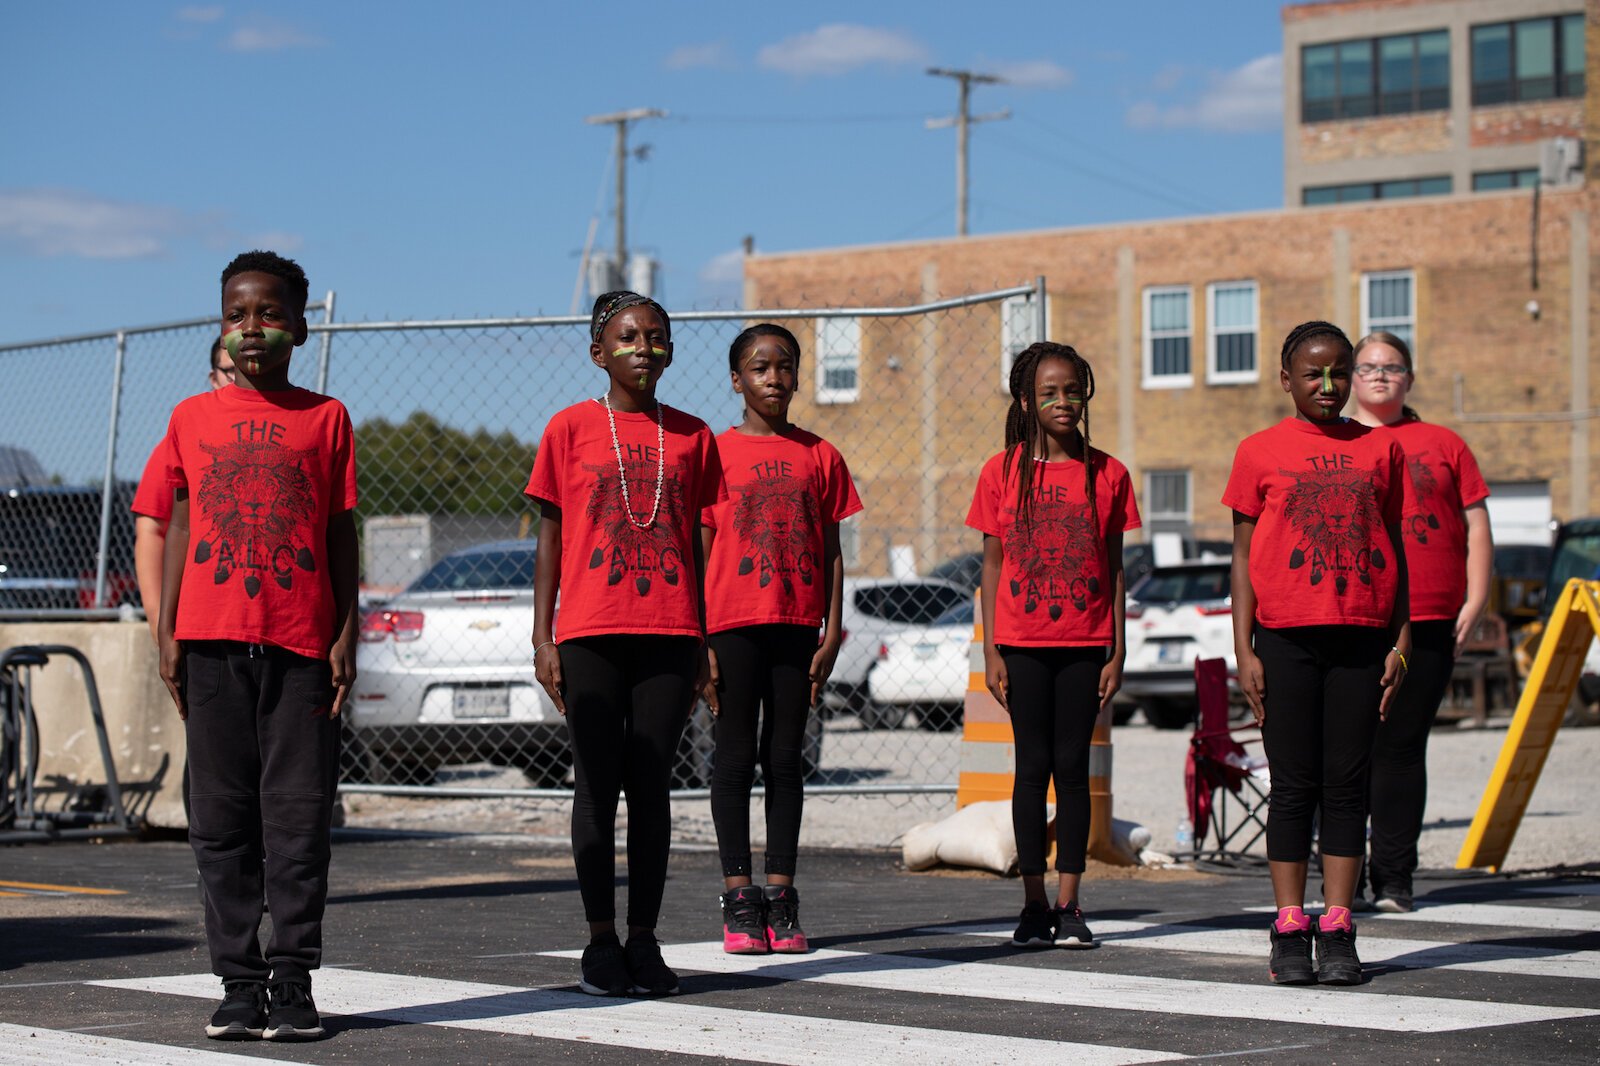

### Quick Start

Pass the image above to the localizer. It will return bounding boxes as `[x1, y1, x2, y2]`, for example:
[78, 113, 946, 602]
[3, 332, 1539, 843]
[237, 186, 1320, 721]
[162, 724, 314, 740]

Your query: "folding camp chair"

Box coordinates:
[1183, 657, 1269, 861]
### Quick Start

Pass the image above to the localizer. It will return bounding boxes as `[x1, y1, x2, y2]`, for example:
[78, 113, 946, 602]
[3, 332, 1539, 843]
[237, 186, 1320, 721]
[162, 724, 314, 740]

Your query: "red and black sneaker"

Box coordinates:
[1269, 925, 1317, 985]
[720, 886, 770, 954]
[763, 884, 810, 954]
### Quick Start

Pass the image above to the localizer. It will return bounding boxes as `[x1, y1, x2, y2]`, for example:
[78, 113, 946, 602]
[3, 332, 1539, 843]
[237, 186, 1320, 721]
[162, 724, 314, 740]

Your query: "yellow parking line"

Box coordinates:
[0, 880, 124, 896]
[0, 891, 28, 898]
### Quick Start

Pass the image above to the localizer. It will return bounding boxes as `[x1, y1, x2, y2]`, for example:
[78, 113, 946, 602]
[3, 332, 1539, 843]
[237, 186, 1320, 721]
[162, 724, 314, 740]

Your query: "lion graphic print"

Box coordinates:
[729, 473, 820, 597]
[1279, 465, 1388, 594]
[583, 456, 690, 597]
[194, 437, 319, 600]
[1404, 452, 1442, 545]
[1002, 496, 1102, 621]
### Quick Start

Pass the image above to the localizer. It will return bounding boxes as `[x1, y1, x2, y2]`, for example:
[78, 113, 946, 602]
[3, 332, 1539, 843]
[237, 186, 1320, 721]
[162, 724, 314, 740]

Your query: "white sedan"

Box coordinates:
[865, 599, 973, 732]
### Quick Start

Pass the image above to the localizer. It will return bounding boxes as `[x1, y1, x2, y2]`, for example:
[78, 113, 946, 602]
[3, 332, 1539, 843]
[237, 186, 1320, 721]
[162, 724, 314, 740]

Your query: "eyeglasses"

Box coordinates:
[1354, 363, 1408, 379]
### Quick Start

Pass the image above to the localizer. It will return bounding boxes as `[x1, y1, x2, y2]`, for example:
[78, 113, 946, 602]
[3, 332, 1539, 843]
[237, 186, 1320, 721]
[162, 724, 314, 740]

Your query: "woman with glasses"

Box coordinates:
[1350, 331, 1492, 913]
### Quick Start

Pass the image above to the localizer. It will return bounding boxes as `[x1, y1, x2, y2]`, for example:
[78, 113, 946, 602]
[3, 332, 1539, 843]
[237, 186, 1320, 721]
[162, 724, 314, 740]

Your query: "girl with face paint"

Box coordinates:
[966, 342, 1141, 950]
[1351, 333, 1491, 913]
[526, 290, 726, 998]
[1223, 321, 1412, 987]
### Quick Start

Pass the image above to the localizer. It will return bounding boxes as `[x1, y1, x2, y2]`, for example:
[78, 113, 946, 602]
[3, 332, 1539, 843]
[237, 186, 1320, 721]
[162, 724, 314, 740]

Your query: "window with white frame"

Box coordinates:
[1144, 469, 1192, 523]
[1207, 281, 1259, 383]
[1143, 286, 1193, 387]
[814, 317, 861, 404]
[999, 293, 1050, 389]
[1361, 270, 1415, 357]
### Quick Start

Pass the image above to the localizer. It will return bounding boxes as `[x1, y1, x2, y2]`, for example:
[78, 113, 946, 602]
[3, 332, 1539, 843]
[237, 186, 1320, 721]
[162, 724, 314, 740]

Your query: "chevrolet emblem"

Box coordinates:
[468, 620, 501, 632]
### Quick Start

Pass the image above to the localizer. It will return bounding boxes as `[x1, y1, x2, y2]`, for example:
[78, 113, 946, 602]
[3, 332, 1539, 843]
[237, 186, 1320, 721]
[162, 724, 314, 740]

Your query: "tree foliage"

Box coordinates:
[356, 411, 535, 517]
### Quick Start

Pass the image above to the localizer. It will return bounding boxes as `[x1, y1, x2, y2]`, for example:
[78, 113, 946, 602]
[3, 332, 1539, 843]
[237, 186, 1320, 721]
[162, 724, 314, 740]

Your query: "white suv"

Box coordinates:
[823, 576, 970, 728]
[1121, 561, 1235, 729]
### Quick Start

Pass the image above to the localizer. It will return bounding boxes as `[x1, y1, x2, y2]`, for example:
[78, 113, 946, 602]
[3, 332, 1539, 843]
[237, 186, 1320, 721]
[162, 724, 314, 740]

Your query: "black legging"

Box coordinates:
[1000, 645, 1105, 876]
[708, 625, 816, 878]
[560, 635, 697, 928]
[1367, 619, 1455, 895]
[1254, 624, 1388, 862]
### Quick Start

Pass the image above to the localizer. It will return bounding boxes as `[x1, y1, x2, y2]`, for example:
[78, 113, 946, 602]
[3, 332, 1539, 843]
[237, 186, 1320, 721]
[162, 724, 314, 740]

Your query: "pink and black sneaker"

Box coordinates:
[720, 886, 769, 954]
[763, 884, 810, 954]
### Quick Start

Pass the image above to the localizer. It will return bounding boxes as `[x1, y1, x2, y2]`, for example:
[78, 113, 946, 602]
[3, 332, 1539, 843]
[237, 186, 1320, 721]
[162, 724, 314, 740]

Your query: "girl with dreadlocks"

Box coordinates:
[965, 341, 1140, 949]
[1224, 321, 1410, 987]
[528, 291, 725, 997]
[1351, 331, 1490, 914]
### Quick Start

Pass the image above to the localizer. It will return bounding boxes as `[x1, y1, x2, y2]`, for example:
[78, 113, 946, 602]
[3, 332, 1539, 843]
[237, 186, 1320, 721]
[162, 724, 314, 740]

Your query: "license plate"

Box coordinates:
[1156, 641, 1188, 664]
[453, 687, 510, 718]
[913, 643, 939, 660]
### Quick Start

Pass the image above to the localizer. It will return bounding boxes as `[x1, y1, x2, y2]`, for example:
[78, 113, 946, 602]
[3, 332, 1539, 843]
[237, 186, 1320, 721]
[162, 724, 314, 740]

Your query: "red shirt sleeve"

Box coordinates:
[131, 438, 175, 522]
[965, 454, 1005, 537]
[1108, 460, 1142, 534]
[1453, 437, 1490, 509]
[332, 403, 359, 512]
[821, 441, 863, 524]
[525, 411, 568, 507]
[1221, 437, 1265, 517]
[698, 430, 726, 513]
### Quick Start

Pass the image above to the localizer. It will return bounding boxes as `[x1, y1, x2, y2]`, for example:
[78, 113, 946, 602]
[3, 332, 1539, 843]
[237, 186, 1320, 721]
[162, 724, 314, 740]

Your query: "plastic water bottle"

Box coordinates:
[1175, 816, 1194, 854]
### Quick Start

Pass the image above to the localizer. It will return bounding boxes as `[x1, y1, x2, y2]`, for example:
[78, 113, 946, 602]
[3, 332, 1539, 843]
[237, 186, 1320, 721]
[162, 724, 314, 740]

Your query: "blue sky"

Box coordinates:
[2, 1, 1291, 341]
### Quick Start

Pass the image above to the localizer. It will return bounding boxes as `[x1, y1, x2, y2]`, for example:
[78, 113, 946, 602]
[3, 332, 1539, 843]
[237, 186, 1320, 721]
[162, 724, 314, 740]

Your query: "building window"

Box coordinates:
[1302, 176, 1451, 204]
[1472, 14, 1585, 105]
[1473, 168, 1540, 191]
[814, 317, 860, 405]
[999, 293, 1049, 390]
[1142, 286, 1192, 388]
[1302, 30, 1449, 122]
[1207, 281, 1258, 383]
[1144, 470, 1192, 523]
[1361, 270, 1415, 355]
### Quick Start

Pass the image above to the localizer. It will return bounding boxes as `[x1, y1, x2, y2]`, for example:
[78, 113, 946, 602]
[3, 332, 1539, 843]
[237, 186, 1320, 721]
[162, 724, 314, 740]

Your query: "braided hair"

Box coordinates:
[590, 290, 670, 342]
[1002, 342, 1099, 550]
[1355, 330, 1421, 421]
[1279, 319, 1352, 370]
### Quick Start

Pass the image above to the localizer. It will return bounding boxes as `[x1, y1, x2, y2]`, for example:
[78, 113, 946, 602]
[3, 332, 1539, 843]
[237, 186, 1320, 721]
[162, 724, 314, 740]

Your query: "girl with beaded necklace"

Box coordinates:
[527, 290, 725, 998]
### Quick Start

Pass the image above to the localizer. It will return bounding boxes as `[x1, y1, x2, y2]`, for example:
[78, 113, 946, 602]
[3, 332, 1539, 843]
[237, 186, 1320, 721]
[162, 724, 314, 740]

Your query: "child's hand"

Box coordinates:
[983, 646, 1008, 712]
[1238, 649, 1267, 725]
[1098, 657, 1123, 711]
[329, 638, 355, 719]
[534, 642, 566, 716]
[158, 635, 185, 720]
[1378, 648, 1408, 721]
[702, 646, 722, 716]
[808, 638, 841, 707]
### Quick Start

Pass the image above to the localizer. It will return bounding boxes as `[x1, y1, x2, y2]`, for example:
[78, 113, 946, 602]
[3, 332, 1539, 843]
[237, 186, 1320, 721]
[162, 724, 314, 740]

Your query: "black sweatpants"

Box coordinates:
[708, 625, 817, 878]
[1000, 645, 1106, 877]
[560, 635, 697, 928]
[1254, 625, 1389, 862]
[1367, 619, 1455, 895]
[183, 640, 339, 983]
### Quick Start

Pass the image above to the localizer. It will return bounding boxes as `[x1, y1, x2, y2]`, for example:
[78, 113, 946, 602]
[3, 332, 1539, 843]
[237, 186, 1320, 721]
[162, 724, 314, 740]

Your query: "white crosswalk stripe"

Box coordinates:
[90, 970, 1181, 1066]
[1243, 901, 1600, 933]
[0, 1022, 320, 1065]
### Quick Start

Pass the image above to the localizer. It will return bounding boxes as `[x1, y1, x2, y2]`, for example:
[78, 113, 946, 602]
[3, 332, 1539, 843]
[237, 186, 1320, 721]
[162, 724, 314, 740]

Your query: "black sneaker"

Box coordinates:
[720, 886, 769, 954]
[578, 935, 631, 996]
[1316, 924, 1363, 985]
[1268, 925, 1316, 985]
[1373, 886, 1414, 914]
[625, 933, 680, 996]
[1054, 901, 1096, 948]
[1011, 900, 1057, 948]
[263, 980, 324, 1041]
[763, 884, 810, 954]
[205, 980, 266, 1040]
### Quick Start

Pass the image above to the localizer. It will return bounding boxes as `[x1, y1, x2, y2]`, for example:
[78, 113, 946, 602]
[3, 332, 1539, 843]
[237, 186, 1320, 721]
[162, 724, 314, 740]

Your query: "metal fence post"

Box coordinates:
[92, 331, 127, 608]
[316, 289, 337, 395]
[1033, 275, 1048, 342]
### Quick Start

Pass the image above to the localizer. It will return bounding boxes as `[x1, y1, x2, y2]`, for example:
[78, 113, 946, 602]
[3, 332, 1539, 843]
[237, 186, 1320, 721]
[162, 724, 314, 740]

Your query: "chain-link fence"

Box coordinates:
[0, 281, 1044, 822]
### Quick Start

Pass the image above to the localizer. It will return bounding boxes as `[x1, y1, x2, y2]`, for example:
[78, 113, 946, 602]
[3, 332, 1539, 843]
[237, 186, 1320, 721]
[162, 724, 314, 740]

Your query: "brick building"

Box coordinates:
[741, 0, 1597, 575]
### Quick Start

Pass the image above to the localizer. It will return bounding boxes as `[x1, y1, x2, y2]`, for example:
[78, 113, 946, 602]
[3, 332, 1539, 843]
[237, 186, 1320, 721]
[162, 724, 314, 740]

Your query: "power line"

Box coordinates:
[926, 68, 1010, 237]
[1016, 114, 1224, 214]
[985, 128, 1217, 216]
[670, 112, 927, 125]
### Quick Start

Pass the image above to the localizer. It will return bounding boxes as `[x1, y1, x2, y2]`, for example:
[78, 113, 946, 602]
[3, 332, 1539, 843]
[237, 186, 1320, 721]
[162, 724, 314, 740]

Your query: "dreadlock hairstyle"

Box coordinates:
[1279, 319, 1352, 371]
[221, 250, 309, 316]
[1002, 342, 1100, 548]
[1355, 329, 1421, 422]
[590, 290, 671, 343]
[728, 323, 801, 373]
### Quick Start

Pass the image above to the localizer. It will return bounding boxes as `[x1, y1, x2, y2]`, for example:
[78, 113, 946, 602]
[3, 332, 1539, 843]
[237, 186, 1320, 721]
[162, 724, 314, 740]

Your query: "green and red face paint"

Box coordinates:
[222, 327, 295, 374]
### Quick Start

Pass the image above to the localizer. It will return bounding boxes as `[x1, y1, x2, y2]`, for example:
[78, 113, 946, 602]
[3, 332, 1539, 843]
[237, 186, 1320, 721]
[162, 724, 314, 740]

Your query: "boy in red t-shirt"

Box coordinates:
[1224, 320, 1411, 988]
[700, 324, 862, 955]
[157, 252, 358, 1042]
[966, 342, 1141, 951]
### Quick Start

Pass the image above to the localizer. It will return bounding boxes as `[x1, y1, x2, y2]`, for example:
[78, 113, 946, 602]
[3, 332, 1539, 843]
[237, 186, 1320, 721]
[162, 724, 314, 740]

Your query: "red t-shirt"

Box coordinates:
[1223, 418, 1406, 629]
[702, 427, 863, 634]
[525, 400, 724, 642]
[965, 449, 1141, 647]
[132, 438, 175, 523]
[1372, 419, 1490, 621]
[162, 386, 358, 659]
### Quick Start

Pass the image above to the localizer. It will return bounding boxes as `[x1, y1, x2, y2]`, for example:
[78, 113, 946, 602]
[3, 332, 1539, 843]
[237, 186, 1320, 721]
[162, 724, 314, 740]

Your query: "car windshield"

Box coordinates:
[930, 600, 975, 627]
[1547, 530, 1600, 594]
[853, 583, 967, 625]
[1130, 566, 1230, 603]
[409, 548, 536, 593]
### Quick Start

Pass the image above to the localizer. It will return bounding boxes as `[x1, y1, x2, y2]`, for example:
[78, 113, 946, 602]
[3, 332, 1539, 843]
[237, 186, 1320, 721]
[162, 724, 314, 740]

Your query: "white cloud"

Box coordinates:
[1126, 54, 1282, 133]
[757, 24, 927, 76]
[665, 41, 730, 70]
[989, 58, 1072, 89]
[0, 188, 300, 260]
[699, 248, 745, 286]
[226, 19, 325, 52]
[176, 5, 223, 22]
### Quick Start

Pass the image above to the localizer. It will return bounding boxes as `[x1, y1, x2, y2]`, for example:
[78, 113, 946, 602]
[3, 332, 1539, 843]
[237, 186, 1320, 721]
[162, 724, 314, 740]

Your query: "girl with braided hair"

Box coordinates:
[1223, 320, 1411, 987]
[965, 341, 1141, 949]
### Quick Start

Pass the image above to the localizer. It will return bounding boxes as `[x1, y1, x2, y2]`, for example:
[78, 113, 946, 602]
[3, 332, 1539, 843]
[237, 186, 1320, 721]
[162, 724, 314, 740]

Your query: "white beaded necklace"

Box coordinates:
[601, 392, 666, 530]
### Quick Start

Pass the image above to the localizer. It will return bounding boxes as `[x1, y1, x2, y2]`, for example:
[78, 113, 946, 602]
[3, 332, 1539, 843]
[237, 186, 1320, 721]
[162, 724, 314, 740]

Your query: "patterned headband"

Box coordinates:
[591, 292, 669, 341]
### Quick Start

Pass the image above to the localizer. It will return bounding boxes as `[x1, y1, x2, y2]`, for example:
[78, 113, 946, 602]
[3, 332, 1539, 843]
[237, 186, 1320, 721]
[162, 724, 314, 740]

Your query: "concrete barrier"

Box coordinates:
[0, 621, 184, 828]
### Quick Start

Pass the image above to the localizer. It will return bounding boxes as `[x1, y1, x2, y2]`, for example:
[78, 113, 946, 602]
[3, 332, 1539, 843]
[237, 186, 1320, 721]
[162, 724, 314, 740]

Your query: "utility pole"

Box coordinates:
[926, 69, 1008, 237]
[585, 108, 666, 269]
